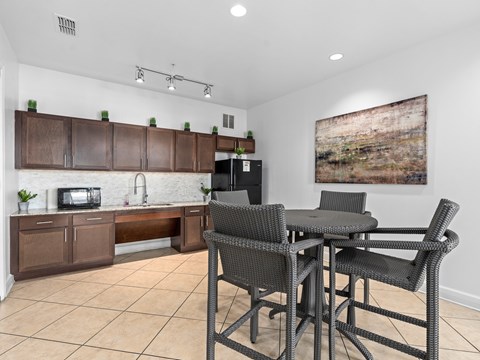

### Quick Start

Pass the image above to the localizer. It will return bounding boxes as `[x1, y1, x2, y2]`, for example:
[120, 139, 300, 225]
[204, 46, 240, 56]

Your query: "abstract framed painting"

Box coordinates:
[315, 95, 427, 184]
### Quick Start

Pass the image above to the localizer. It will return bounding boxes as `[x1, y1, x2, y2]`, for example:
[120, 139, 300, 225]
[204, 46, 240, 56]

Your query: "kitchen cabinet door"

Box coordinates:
[237, 138, 255, 153]
[216, 136, 236, 152]
[196, 134, 216, 173]
[113, 123, 146, 171]
[182, 206, 207, 251]
[18, 227, 68, 272]
[15, 111, 71, 169]
[146, 127, 175, 172]
[175, 131, 196, 172]
[73, 223, 114, 264]
[72, 118, 112, 170]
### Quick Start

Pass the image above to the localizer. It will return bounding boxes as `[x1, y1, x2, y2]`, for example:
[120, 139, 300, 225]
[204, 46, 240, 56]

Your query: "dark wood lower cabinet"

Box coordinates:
[11, 205, 212, 280]
[19, 227, 68, 272]
[11, 213, 114, 280]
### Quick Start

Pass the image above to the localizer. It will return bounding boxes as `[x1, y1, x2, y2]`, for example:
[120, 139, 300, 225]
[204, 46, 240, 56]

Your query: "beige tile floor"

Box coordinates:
[0, 247, 479, 359]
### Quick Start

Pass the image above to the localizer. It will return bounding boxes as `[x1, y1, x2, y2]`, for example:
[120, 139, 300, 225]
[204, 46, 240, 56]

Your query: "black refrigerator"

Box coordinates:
[212, 159, 262, 204]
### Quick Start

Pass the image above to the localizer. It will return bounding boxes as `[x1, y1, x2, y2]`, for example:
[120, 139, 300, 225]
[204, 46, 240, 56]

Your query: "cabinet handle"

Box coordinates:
[36, 220, 53, 225]
[201, 216, 204, 227]
[74, 227, 77, 242]
[72, 154, 74, 166]
[189, 210, 201, 213]
[146, 157, 148, 169]
[64, 228, 67, 243]
[86, 217, 103, 221]
[198, 161, 200, 170]
[64, 154, 67, 167]
[140, 158, 143, 169]
[206, 216, 209, 228]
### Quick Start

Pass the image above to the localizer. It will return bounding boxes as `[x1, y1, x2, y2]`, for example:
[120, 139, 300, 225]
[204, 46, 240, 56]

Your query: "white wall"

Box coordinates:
[15, 65, 248, 206]
[18, 65, 247, 136]
[248, 22, 480, 309]
[0, 22, 19, 300]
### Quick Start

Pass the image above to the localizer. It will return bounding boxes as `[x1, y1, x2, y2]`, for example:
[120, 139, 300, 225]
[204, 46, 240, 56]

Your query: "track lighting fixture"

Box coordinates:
[134, 64, 213, 98]
[135, 67, 144, 83]
[204, 85, 212, 98]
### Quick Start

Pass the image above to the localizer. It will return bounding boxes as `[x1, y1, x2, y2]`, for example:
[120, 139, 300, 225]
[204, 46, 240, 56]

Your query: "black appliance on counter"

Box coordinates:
[212, 159, 262, 204]
[57, 187, 101, 209]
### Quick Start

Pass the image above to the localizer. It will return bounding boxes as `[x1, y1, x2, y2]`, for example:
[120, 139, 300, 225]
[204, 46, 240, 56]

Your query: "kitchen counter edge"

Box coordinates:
[11, 201, 210, 217]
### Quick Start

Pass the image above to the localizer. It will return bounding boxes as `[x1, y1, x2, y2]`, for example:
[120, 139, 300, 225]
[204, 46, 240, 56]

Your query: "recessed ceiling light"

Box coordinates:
[231, 4, 247, 17]
[329, 53, 344, 61]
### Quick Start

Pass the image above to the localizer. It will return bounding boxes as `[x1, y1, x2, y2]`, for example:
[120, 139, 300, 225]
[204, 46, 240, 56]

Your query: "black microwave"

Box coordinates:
[57, 187, 101, 209]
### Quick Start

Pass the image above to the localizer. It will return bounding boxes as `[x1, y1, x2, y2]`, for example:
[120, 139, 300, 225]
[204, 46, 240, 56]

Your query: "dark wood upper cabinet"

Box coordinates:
[71, 118, 112, 170]
[15, 111, 71, 169]
[146, 128, 175, 172]
[215, 135, 255, 154]
[175, 131, 197, 172]
[216, 135, 236, 152]
[113, 123, 146, 171]
[197, 134, 216, 173]
[237, 138, 255, 153]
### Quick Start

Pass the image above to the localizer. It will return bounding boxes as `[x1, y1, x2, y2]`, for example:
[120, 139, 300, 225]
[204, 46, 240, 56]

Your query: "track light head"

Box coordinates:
[167, 76, 176, 91]
[204, 85, 212, 98]
[135, 67, 144, 83]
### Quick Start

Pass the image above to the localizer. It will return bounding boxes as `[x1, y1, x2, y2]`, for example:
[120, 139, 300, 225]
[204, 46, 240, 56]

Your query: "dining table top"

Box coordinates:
[285, 209, 378, 235]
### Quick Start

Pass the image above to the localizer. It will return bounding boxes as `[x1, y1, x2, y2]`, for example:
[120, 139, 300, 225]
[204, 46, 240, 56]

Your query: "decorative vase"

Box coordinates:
[203, 195, 209, 202]
[18, 202, 29, 212]
[247, 135, 253, 139]
[27, 108, 37, 113]
[184, 128, 190, 131]
[212, 132, 218, 135]
[150, 124, 157, 127]
[101, 118, 109, 122]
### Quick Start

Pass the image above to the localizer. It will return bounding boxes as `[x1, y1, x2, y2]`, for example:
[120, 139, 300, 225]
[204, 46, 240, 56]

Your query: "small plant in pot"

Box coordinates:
[18, 189, 37, 212]
[101, 110, 109, 121]
[247, 130, 254, 139]
[212, 126, 218, 135]
[149, 117, 157, 127]
[184, 122, 191, 131]
[234, 147, 245, 159]
[27, 99, 37, 112]
[200, 183, 212, 202]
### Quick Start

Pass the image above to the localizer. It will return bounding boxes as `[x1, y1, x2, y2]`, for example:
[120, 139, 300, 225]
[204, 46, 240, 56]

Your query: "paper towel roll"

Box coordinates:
[46, 189, 57, 209]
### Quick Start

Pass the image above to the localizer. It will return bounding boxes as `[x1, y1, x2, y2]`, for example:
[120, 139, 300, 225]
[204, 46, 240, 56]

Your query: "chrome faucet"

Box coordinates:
[134, 173, 148, 205]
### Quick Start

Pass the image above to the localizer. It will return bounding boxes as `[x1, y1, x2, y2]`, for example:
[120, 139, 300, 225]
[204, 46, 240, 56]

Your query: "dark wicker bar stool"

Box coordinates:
[205, 200, 325, 360]
[328, 199, 460, 360]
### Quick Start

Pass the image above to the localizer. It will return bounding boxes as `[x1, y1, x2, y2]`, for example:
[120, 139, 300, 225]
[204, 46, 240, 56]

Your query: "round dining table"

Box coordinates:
[284, 209, 378, 316]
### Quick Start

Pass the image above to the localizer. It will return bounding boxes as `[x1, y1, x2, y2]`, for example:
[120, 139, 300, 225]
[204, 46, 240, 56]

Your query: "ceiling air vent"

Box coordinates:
[55, 14, 77, 36]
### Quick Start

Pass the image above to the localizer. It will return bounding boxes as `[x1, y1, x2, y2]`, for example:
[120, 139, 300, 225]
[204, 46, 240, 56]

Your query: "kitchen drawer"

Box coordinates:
[19, 215, 69, 230]
[184, 206, 205, 217]
[73, 212, 114, 226]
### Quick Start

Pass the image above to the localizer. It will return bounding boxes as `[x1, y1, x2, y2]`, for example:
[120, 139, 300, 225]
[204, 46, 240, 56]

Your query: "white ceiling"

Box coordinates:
[1, 0, 480, 109]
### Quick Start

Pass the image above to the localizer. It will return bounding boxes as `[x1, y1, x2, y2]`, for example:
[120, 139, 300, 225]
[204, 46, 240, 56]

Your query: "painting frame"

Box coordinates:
[315, 95, 427, 185]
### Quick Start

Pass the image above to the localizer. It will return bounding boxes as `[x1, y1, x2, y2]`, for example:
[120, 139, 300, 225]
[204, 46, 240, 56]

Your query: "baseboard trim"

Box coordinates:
[115, 238, 171, 256]
[418, 284, 480, 311]
[1, 274, 15, 301]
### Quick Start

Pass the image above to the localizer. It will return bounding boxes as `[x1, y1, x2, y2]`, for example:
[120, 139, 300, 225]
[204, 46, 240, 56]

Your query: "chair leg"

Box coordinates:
[329, 244, 337, 360]
[314, 243, 324, 360]
[347, 274, 356, 326]
[250, 287, 259, 343]
[363, 233, 371, 305]
[426, 261, 441, 360]
[207, 245, 218, 360]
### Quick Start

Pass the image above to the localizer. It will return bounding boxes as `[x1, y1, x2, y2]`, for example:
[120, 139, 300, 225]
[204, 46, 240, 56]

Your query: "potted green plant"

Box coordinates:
[234, 147, 245, 159]
[18, 189, 37, 211]
[200, 183, 212, 202]
[101, 110, 109, 121]
[184, 122, 191, 131]
[247, 130, 254, 139]
[212, 126, 218, 135]
[27, 99, 37, 112]
[149, 117, 157, 127]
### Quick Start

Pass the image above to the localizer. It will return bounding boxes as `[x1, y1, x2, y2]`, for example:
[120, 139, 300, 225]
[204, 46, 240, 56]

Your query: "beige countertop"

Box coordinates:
[11, 201, 209, 217]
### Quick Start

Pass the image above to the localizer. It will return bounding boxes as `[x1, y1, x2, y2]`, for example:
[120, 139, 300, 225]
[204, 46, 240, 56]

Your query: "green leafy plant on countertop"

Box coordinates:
[247, 130, 253, 139]
[149, 117, 157, 126]
[18, 189, 37, 202]
[234, 147, 245, 156]
[27, 99, 37, 110]
[212, 125, 218, 134]
[101, 110, 109, 120]
[184, 121, 191, 131]
[200, 183, 212, 196]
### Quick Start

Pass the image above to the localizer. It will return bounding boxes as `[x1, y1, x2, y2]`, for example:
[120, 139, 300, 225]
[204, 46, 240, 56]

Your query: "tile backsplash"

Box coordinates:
[18, 170, 210, 210]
